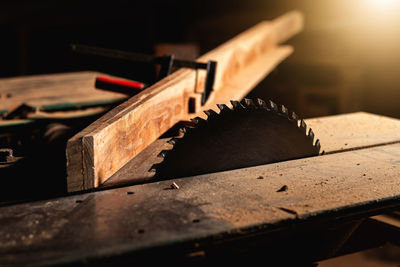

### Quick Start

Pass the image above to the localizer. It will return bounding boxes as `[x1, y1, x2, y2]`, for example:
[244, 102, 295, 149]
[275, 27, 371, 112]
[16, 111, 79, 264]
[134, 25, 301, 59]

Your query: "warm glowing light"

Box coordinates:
[366, 0, 398, 11]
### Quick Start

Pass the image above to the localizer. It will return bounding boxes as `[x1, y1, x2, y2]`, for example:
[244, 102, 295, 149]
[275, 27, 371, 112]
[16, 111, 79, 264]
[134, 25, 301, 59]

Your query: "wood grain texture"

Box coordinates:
[102, 112, 400, 187]
[198, 46, 292, 114]
[66, 11, 304, 192]
[306, 112, 400, 153]
[194, 10, 302, 99]
[1, 142, 400, 265]
[0, 71, 127, 114]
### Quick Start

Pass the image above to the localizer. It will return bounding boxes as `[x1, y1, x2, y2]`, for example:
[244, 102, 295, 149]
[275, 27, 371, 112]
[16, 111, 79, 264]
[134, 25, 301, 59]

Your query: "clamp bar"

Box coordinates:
[72, 44, 217, 105]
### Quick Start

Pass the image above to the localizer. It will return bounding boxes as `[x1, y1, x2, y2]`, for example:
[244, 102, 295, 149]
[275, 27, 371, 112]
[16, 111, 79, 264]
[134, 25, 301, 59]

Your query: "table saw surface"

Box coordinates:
[0, 112, 399, 265]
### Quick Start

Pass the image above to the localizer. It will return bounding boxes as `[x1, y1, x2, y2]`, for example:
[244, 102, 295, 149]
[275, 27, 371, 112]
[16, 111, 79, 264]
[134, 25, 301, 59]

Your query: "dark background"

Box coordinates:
[2, 0, 400, 118]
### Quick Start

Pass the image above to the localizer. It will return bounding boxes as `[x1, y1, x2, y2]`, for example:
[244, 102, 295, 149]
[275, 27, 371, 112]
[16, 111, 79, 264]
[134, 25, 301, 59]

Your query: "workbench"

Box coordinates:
[0, 112, 399, 265]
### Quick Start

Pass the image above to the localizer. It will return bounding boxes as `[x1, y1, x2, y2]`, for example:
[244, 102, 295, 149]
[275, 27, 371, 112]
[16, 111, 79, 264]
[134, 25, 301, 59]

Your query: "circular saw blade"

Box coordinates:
[153, 98, 321, 179]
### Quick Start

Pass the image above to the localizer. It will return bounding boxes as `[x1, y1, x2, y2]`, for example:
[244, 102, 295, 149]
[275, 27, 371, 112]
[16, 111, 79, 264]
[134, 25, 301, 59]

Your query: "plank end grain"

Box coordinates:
[66, 136, 84, 191]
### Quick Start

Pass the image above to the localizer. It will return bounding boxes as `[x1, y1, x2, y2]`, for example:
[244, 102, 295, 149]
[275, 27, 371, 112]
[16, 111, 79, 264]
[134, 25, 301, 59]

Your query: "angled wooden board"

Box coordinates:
[66, 11, 305, 192]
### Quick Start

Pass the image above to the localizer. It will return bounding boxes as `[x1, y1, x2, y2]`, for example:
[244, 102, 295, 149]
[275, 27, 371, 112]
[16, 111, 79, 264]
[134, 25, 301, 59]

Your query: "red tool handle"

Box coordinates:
[95, 76, 145, 96]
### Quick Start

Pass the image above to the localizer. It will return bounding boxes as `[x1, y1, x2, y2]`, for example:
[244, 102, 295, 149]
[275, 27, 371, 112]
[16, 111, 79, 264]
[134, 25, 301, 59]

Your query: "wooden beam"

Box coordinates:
[66, 11, 304, 192]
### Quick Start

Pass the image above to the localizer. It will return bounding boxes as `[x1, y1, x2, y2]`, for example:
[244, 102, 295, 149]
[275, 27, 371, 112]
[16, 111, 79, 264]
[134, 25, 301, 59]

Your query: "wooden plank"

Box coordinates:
[195, 10, 303, 110]
[103, 138, 171, 186]
[67, 70, 199, 190]
[66, 11, 305, 192]
[1, 143, 400, 265]
[0, 71, 127, 114]
[0, 119, 34, 127]
[24, 106, 107, 119]
[306, 112, 400, 153]
[103, 111, 400, 187]
[200, 45, 292, 113]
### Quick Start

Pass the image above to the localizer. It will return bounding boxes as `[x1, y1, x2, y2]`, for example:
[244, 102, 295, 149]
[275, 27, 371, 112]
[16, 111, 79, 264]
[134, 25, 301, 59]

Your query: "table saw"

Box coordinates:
[0, 10, 399, 266]
[1, 111, 400, 266]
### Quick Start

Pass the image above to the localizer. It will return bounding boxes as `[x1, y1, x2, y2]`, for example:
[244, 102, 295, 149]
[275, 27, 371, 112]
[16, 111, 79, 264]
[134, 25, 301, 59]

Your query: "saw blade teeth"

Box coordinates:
[291, 111, 299, 121]
[167, 137, 180, 145]
[242, 98, 256, 108]
[315, 139, 321, 150]
[217, 104, 231, 112]
[230, 100, 245, 110]
[178, 127, 186, 135]
[186, 126, 195, 131]
[154, 97, 322, 179]
[181, 126, 195, 135]
[300, 119, 306, 128]
[256, 98, 268, 109]
[308, 128, 315, 143]
[299, 119, 307, 133]
[149, 163, 161, 172]
[190, 116, 207, 125]
[157, 150, 169, 158]
[267, 100, 278, 112]
[280, 104, 289, 115]
[204, 109, 218, 118]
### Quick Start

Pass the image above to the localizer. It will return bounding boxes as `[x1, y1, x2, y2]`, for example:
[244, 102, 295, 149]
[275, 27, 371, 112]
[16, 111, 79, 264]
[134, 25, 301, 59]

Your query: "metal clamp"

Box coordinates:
[71, 44, 217, 105]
